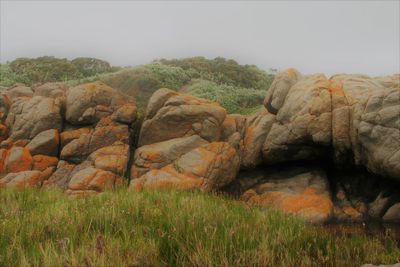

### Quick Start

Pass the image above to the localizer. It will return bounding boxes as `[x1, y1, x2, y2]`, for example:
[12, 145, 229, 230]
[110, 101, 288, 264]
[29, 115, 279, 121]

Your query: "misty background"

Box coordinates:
[1, 0, 399, 76]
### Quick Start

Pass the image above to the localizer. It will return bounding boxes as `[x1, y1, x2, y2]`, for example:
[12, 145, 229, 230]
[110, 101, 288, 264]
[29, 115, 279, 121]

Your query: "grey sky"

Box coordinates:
[1, 1, 399, 76]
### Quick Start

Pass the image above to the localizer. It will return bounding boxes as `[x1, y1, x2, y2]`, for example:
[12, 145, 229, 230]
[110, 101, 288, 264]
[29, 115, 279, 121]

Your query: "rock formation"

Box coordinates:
[1, 81, 136, 196]
[0, 70, 399, 223]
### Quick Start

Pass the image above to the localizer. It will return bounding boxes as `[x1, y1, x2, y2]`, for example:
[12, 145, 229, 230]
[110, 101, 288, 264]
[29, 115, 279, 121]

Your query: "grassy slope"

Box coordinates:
[1, 189, 398, 267]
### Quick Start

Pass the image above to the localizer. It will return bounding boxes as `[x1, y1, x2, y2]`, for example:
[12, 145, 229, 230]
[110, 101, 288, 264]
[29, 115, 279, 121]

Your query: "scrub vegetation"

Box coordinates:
[1, 56, 275, 114]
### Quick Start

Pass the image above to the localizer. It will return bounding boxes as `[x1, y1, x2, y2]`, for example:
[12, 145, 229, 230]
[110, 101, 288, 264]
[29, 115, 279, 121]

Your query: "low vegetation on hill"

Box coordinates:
[0, 56, 117, 87]
[1, 56, 275, 114]
[0, 189, 398, 267]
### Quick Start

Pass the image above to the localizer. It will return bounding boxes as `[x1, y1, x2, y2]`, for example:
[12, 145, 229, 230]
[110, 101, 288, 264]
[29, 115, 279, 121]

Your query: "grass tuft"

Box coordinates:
[0, 188, 399, 266]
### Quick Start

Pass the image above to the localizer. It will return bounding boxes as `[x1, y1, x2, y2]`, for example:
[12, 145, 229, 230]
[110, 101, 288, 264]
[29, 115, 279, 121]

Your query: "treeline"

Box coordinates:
[0, 56, 118, 87]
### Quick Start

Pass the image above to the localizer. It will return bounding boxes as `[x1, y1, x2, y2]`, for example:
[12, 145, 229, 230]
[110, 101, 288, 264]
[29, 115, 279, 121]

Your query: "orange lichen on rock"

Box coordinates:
[32, 155, 59, 171]
[328, 80, 346, 97]
[4, 146, 33, 173]
[0, 171, 43, 188]
[0, 149, 7, 173]
[130, 166, 204, 192]
[68, 167, 119, 192]
[13, 139, 30, 147]
[60, 128, 92, 147]
[246, 187, 333, 223]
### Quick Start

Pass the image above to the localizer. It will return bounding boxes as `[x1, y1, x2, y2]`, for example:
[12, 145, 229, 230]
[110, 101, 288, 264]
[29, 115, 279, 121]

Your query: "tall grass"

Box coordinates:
[0, 189, 398, 267]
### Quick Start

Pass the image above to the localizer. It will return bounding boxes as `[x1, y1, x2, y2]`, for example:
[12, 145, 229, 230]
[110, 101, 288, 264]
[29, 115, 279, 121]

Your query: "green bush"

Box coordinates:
[0, 63, 31, 87]
[0, 56, 115, 87]
[71, 57, 112, 77]
[9, 56, 80, 84]
[158, 56, 274, 90]
[186, 79, 265, 114]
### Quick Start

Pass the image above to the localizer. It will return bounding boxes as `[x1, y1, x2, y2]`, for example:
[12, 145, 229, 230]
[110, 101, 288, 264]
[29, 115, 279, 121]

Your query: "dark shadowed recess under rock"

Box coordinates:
[223, 160, 400, 224]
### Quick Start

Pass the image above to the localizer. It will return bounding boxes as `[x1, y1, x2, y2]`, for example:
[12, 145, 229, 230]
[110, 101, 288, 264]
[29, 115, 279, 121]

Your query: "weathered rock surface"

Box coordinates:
[131, 90, 240, 193]
[138, 88, 226, 146]
[383, 203, 400, 222]
[60, 117, 129, 163]
[264, 68, 302, 114]
[262, 74, 332, 165]
[1, 81, 136, 195]
[67, 167, 122, 193]
[237, 166, 334, 223]
[0, 170, 43, 188]
[131, 142, 240, 192]
[1, 69, 399, 224]
[329, 74, 400, 178]
[5, 96, 63, 141]
[241, 110, 275, 168]
[43, 160, 75, 189]
[1, 146, 33, 174]
[34, 82, 68, 99]
[4, 84, 34, 102]
[65, 82, 136, 125]
[26, 129, 59, 156]
[131, 135, 208, 179]
[32, 155, 59, 171]
[220, 114, 246, 151]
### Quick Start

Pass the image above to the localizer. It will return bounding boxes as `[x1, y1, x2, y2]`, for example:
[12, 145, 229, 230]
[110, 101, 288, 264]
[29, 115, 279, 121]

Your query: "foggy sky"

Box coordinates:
[1, 0, 399, 76]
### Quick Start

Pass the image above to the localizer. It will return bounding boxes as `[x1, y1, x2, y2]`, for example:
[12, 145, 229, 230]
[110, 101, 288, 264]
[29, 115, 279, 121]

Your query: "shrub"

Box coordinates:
[186, 79, 265, 114]
[71, 57, 112, 77]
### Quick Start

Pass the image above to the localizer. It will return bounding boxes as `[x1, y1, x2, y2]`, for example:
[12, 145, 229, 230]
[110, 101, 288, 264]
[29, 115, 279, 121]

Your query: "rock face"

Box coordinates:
[262, 74, 332, 164]
[131, 142, 240, 192]
[131, 89, 240, 192]
[229, 166, 334, 223]
[26, 129, 59, 156]
[65, 82, 136, 125]
[1, 70, 399, 224]
[131, 135, 208, 178]
[6, 96, 63, 141]
[60, 118, 129, 164]
[138, 88, 226, 146]
[1, 82, 137, 196]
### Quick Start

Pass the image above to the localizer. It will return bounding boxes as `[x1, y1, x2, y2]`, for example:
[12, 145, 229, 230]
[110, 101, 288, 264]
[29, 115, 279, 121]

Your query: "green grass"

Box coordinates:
[0, 189, 399, 267]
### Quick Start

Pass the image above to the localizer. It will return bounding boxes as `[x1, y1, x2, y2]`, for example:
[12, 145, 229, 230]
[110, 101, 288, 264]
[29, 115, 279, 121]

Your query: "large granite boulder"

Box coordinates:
[131, 142, 240, 192]
[264, 68, 302, 114]
[262, 74, 332, 165]
[131, 135, 208, 179]
[241, 110, 275, 168]
[0, 170, 43, 188]
[255, 69, 399, 181]
[33, 82, 68, 99]
[5, 96, 63, 141]
[138, 88, 226, 146]
[237, 166, 334, 223]
[1, 146, 33, 174]
[131, 89, 240, 192]
[65, 82, 136, 125]
[26, 129, 59, 156]
[220, 114, 246, 151]
[330, 74, 400, 179]
[4, 85, 34, 102]
[60, 117, 129, 164]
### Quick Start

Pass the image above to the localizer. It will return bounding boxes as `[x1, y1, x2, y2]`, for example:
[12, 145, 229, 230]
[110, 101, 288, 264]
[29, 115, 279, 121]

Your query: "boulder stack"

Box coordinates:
[0, 70, 398, 223]
[0, 81, 137, 196]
